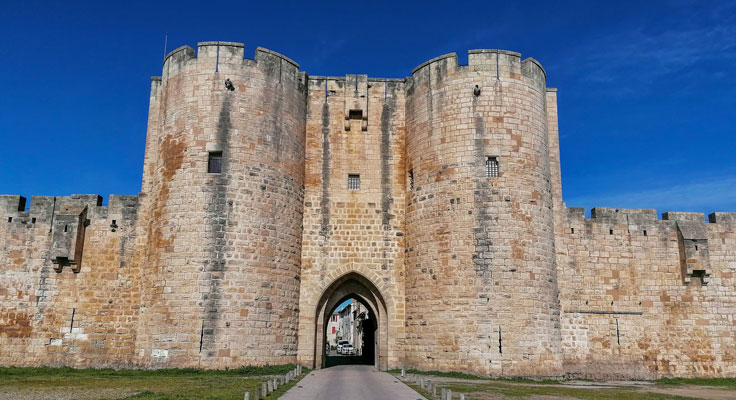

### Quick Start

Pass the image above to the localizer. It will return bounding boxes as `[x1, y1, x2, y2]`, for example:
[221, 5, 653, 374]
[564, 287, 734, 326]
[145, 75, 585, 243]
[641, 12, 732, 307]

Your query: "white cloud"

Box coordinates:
[554, 2, 736, 94]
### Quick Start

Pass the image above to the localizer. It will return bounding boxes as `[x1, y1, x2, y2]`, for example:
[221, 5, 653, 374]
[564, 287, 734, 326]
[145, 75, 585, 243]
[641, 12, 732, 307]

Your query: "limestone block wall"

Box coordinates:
[404, 50, 562, 377]
[557, 207, 736, 378]
[133, 42, 307, 368]
[296, 75, 407, 370]
[0, 194, 141, 368]
[2, 41, 735, 379]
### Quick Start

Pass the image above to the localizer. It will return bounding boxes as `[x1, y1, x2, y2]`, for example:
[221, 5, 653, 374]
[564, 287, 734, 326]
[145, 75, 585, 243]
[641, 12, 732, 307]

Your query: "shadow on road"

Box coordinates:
[325, 354, 372, 368]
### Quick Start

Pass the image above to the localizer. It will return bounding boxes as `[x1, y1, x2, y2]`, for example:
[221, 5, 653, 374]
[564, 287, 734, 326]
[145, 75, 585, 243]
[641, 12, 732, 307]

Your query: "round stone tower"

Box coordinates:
[404, 50, 562, 376]
[136, 42, 307, 367]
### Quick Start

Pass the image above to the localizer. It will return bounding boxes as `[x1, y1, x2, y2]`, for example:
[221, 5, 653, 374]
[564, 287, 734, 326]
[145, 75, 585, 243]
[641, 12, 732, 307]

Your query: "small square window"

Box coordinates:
[486, 156, 499, 178]
[408, 169, 414, 190]
[208, 151, 223, 173]
[348, 174, 360, 190]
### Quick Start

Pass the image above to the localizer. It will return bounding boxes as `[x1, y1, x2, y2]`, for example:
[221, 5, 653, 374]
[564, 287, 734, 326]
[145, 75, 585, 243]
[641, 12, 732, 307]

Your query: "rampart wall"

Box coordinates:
[0, 194, 141, 367]
[557, 207, 736, 378]
[0, 41, 734, 378]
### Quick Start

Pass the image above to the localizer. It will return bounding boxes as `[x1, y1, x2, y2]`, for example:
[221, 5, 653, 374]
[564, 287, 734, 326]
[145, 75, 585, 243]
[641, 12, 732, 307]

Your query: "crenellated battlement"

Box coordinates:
[0, 194, 139, 225]
[157, 42, 305, 88]
[408, 49, 547, 89]
[565, 206, 736, 228]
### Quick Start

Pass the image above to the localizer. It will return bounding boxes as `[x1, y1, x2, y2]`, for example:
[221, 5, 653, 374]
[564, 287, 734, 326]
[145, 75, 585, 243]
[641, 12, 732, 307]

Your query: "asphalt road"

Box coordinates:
[280, 365, 426, 400]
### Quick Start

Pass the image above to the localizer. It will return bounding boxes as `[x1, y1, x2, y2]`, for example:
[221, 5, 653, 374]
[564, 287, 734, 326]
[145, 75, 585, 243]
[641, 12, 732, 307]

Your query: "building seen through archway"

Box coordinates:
[312, 272, 388, 369]
[324, 298, 375, 367]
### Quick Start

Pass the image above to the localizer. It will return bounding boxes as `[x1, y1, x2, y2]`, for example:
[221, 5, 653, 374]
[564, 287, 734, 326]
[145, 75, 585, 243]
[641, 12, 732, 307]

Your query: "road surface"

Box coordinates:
[280, 365, 425, 400]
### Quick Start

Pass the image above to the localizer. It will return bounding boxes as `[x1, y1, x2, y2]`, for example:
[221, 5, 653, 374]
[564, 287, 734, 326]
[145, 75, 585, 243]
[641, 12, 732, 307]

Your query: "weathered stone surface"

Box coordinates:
[0, 42, 734, 379]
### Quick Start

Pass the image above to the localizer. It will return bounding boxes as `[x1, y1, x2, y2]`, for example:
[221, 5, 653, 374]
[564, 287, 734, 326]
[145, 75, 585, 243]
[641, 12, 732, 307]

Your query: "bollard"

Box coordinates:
[447, 389, 452, 400]
[254, 387, 260, 400]
[431, 383, 437, 397]
[262, 382, 268, 396]
[273, 378, 278, 391]
[460, 394, 465, 400]
[285, 373, 290, 383]
[441, 388, 447, 399]
[420, 378, 425, 389]
[267, 380, 273, 393]
[244, 391, 249, 400]
[401, 367, 405, 378]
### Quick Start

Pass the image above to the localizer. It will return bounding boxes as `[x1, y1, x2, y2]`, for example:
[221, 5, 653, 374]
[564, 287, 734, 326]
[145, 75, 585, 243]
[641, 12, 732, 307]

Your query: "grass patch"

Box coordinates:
[0, 365, 309, 400]
[404, 380, 698, 400]
[0, 364, 296, 378]
[389, 368, 560, 384]
[388, 368, 488, 380]
[657, 377, 736, 388]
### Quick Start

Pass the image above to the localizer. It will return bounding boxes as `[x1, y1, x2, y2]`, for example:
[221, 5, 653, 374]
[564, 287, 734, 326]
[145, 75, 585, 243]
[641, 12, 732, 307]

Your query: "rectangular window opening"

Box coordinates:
[348, 174, 360, 190]
[7, 217, 12, 223]
[609, 229, 614, 235]
[691, 269, 706, 285]
[32, 218, 36, 224]
[208, 151, 223, 174]
[571, 227, 574, 234]
[408, 169, 414, 190]
[643, 230, 647, 236]
[348, 109, 363, 120]
[486, 156, 499, 178]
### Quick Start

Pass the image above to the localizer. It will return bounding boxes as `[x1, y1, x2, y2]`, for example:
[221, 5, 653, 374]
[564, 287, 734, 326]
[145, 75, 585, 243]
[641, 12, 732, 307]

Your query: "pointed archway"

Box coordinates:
[312, 272, 389, 369]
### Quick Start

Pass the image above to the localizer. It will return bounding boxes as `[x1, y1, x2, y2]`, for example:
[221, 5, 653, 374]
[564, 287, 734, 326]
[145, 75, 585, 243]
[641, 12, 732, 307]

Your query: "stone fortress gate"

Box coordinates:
[1, 41, 735, 379]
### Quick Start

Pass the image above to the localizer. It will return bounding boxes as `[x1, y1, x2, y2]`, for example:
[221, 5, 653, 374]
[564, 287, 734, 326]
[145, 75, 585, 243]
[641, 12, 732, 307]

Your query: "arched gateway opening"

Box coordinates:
[313, 272, 389, 369]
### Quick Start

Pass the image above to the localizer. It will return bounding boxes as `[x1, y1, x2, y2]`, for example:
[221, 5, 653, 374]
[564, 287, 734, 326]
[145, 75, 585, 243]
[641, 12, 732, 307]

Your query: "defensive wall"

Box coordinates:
[557, 207, 736, 378]
[0, 41, 735, 379]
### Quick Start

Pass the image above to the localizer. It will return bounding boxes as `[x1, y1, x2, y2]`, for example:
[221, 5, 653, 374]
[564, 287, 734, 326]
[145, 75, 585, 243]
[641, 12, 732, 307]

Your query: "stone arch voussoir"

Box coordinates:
[317, 265, 394, 315]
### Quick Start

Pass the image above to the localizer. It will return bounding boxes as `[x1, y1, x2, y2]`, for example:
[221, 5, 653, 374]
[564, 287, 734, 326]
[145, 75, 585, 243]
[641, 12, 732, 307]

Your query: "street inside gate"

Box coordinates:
[323, 297, 377, 368]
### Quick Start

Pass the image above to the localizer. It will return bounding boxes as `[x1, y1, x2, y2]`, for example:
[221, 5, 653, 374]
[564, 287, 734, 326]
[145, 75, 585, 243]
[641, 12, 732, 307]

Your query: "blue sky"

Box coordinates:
[1, 0, 734, 217]
[334, 299, 354, 314]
